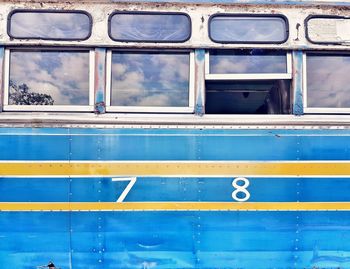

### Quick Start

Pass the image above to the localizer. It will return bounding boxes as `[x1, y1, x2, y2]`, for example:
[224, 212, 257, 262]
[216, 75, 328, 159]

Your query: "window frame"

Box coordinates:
[303, 52, 350, 114]
[305, 15, 350, 45]
[108, 11, 192, 43]
[205, 50, 292, 80]
[3, 47, 95, 112]
[208, 13, 289, 44]
[105, 49, 195, 113]
[7, 9, 93, 41]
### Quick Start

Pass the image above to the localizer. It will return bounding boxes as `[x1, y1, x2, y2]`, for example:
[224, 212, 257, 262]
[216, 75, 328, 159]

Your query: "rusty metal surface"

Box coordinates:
[0, 1, 349, 50]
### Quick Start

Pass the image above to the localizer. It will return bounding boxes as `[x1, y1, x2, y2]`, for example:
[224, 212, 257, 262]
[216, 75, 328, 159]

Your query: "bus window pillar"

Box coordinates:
[292, 50, 304, 115]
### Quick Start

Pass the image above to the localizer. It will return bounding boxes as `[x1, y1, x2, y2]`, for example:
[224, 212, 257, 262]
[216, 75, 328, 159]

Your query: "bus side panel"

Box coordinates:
[1, 128, 350, 269]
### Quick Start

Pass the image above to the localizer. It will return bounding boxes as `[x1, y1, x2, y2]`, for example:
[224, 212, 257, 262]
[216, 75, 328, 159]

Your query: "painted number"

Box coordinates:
[112, 177, 137, 202]
[232, 177, 250, 202]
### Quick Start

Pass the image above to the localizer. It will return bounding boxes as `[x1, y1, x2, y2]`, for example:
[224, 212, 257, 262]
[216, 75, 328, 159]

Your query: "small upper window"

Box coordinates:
[8, 10, 92, 40]
[109, 12, 191, 42]
[209, 14, 288, 44]
[305, 53, 350, 112]
[306, 16, 350, 45]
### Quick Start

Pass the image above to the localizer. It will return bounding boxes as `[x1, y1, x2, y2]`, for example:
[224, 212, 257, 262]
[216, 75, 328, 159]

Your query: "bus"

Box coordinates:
[1, 0, 350, 268]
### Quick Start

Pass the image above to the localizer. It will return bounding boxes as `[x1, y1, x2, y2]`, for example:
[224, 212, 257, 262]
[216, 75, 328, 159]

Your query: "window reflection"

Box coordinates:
[210, 16, 287, 43]
[111, 51, 190, 107]
[307, 54, 350, 108]
[9, 51, 90, 106]
[9, 11, 91, 40]
[109, 13, 191, 42]
[210, 50, 287, 74]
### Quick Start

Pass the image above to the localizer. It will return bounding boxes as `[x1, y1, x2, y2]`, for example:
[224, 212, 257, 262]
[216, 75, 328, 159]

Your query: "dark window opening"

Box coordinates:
[205, 80, 291, 114]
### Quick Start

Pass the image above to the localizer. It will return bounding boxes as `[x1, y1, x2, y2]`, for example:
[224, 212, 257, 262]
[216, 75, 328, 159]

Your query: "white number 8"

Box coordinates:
[232, 177, 250, 202]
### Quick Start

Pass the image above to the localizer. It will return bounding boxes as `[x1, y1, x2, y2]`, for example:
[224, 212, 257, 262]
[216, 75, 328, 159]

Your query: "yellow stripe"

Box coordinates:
[1, 161, 350, 176]
[2, 202, 350, 211]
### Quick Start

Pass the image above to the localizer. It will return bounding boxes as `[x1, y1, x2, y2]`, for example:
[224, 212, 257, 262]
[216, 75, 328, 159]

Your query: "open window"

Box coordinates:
[3, 49, 94, 111]
[106, 50, 195, 113]
[205, 49, 292, 114]
[304, 52, 350, 113]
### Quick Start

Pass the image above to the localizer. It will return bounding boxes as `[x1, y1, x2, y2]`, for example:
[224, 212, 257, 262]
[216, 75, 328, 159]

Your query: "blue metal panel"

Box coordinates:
[0, 212, 71, 269]
[4, 176, 350, 203]
[1, 127, 350, 269]
[0, 128, 70, 160]
[299, 134, 350, 160]
[0, 177, 70, 202]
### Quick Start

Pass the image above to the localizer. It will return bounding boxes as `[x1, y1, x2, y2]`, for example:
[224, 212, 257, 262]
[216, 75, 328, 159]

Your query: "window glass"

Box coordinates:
[307, 17, 350, 44]
[209, 50, 287, 74]
[9, 51, 90, 106]
[9, 11, 91, 40]
[109, 13, 191, 42]
[307, 54, 350, 108]
[209, 15, 288, 43]
[111, 51, 190, 107]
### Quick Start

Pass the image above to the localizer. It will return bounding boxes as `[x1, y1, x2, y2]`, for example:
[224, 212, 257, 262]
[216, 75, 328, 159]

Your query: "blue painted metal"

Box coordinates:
[1, 127, 350, 268]
[293, 50, 304, 115]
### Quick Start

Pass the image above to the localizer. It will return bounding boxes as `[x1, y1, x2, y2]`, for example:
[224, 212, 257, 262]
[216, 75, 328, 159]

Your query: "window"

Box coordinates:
[205, 49, 292, 114]
[8, 10, 92, 40]
[306, 15, 350, 45]
[304, 53, 350, 113]
[108, 12, 191, 42]
[106, 50, 194, 113]
[4, 49, 94, 111]
[209, 14, 288, 44]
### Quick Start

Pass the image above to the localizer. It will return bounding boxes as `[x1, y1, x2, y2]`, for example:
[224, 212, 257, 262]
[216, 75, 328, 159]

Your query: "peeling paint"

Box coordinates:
[292, 50, 304, 115]
[94, 48, 106, 114]
[194, 49, 205, 116]
[0, 1, 349, 50]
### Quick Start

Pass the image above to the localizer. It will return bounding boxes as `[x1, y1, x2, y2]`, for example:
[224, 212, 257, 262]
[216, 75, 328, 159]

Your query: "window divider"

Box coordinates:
[205, 73, 292, 80]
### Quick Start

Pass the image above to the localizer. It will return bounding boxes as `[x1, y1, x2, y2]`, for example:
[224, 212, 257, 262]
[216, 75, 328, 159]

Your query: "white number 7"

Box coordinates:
[112, 177, 137, 202]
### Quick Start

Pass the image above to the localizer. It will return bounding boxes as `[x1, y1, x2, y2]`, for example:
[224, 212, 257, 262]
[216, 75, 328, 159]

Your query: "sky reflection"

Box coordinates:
[210, 16, 287, 43]
[110, 13, 191, 42]
[307, 55, 350, 108]
[9, 51, 90, 106]
[111, 52, 190, 107]
[210, 50, 287, 74]
[10, 11, 91, 40]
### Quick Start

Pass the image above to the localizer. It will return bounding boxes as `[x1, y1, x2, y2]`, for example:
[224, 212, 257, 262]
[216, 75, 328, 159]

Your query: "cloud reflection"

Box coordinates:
[10, 12, 91, 40]
[210, 50, 287, 74]
[307, 55, 350, 108]
[110, 14, 191, 42]
[111, 52, 190, 107]
[9, 51, 90, 105]
[210, 17, 287, 43]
